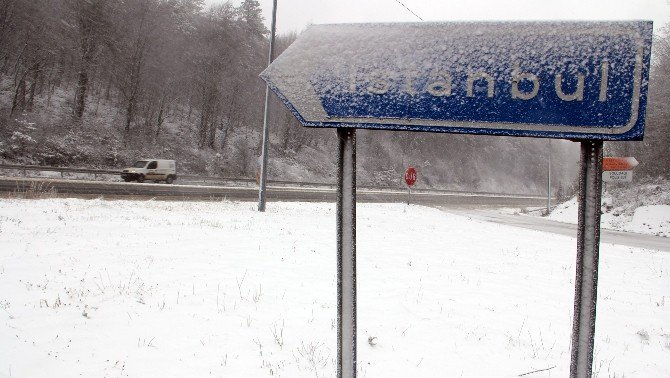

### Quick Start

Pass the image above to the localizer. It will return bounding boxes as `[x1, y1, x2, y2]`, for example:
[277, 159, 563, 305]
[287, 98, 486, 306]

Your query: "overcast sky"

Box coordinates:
[205, 0, 670, 35]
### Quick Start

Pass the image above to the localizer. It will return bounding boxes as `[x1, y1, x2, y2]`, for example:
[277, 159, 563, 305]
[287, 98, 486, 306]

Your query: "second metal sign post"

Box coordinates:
[336, 128, 357, 378]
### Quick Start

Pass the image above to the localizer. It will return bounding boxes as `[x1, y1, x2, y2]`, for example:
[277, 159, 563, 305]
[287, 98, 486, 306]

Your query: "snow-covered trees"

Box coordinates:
[238, 0, 268, 38]
[69, 0, 111, 119]
[1, 0, 267, 137]
[2, 0, 60, 116]
[641, 25, 670, 177]
[606, 24, 670, 178]
[0, 2, 666, 190]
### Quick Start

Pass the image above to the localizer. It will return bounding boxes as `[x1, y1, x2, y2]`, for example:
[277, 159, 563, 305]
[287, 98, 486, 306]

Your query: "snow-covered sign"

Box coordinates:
[603, 156, 639, 171]
[261, 21, 652, 141]
[603, 170, 633, 182]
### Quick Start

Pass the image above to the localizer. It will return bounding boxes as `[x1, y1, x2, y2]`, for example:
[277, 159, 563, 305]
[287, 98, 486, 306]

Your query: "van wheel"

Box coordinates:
[136, 175, 145, 183]
[166, 175, 174, 184]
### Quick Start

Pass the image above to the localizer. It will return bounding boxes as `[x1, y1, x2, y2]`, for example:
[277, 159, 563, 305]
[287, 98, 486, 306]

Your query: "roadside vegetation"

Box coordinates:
[0, 1, 667, 194]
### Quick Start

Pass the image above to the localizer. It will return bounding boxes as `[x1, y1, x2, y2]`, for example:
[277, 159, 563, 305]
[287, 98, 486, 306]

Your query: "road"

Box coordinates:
[2, 176, 666, 251]
[0, 176, 548, 207]
[439, 206, 670, 252]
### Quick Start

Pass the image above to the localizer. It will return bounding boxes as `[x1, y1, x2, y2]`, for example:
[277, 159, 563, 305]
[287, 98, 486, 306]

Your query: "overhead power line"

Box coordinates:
[393, 0, 424, 21]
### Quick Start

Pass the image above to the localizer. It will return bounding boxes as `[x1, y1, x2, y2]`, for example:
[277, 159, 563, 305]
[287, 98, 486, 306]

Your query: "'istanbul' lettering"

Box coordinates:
[352, 61, 610, 102]
[511, 63, 540, 100]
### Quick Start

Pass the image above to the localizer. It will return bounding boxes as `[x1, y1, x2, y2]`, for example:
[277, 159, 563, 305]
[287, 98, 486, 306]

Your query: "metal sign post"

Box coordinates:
[570, 140, 603, 378]
[336, 128, 357, 378]
[547, 141, 552, 214]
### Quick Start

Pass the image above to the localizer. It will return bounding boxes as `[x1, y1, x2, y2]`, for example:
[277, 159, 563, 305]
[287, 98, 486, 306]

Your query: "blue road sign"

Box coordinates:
[260, 21, 652, 141]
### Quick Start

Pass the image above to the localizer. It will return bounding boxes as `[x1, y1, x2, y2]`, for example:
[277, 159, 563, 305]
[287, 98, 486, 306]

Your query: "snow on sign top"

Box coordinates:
[260, 21, 653, 141]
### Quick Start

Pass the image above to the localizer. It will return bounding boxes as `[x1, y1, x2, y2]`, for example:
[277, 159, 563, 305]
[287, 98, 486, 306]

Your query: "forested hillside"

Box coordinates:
[0, 0, 667, 194]
[606, 24, 670, 178]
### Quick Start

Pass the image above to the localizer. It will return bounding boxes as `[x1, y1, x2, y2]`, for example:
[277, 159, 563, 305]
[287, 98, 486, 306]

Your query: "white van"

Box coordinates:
[121, 159, 177, 184]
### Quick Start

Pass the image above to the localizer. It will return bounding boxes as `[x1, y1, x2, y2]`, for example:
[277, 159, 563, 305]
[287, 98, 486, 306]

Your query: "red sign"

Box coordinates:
[404, 167, 417, 187]
[603, 157, 638, 171]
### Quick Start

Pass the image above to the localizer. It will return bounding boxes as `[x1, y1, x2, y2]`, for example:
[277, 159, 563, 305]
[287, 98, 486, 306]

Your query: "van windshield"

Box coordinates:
[133, 160, 148, 168]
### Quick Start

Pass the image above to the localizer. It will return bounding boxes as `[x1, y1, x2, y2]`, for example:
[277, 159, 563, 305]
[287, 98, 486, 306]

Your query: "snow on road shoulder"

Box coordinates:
[0, 198, 668, 377]
[630, 205, 670, 236]
[546, 179, 670, 237]
[546, 197, 579, 224]
[547, 197, 670, 237]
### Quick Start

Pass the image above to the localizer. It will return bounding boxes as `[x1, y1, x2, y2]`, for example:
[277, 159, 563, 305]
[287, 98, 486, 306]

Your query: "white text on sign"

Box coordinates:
[352, 61, 610, 102]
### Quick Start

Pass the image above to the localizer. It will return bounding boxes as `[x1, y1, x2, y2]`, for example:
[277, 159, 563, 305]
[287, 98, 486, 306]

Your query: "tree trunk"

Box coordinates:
[125, 94, 135, 133]
[219, 119, 230, 151]
[74, 68, 89, 118]
[105, 73, 112, 100]
[187, 96, 193, 121]
[0, 53, 9, 74]
[10, 77, 26, 116]
[198, 110, 208, 148]
[155, 97, 165, 137]
[27, 63, 39, 111]
[207, 108, 218, 149]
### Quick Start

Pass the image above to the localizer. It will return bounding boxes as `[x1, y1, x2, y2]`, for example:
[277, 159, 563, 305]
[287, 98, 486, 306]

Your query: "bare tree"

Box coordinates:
[68, 0, 111, 119]
[7, 0, 58, 116]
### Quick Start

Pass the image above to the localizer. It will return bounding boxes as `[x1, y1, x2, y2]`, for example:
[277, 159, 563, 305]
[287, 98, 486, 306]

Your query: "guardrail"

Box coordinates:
[0, 163, 120, 177]
[0, 163, 326, 188]
[0, 163, 550, 199]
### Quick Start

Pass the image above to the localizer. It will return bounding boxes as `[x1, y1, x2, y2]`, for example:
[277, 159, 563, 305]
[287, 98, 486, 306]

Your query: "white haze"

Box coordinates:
[210, 0, 670, 35]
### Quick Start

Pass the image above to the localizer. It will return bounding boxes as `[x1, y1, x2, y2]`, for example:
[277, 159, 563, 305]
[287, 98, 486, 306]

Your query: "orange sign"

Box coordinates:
[603, 157, 638, 171]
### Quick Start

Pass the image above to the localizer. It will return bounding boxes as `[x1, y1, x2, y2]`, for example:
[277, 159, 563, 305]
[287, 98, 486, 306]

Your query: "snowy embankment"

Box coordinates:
[547, 180, 670, 237]
[0, 199, 668, 377]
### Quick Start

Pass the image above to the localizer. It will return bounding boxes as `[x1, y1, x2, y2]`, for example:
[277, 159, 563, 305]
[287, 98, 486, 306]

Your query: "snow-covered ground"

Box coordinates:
[0, 198, 668, 377]
[548, 198, 670, 237]
[547, 180, 670, 238]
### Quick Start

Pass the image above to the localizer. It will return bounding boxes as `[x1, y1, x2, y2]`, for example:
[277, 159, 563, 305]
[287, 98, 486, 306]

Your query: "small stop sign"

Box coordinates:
[404, 167, 417, 187]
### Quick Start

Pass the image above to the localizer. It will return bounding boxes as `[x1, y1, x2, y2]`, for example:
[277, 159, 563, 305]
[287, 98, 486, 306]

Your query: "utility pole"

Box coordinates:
[257, 0, 278, 212]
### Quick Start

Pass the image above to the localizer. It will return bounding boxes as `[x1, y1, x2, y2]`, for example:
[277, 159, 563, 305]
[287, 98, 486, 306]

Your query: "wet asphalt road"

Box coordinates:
[0, 176, 547, 207]
[439, 206, 670, 252]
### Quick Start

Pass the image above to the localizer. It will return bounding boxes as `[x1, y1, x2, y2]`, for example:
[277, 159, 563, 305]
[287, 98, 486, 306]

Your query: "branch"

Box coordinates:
[518, 366, 556, 377]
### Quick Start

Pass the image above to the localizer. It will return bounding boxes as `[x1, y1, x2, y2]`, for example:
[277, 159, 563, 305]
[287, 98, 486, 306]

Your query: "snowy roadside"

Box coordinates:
[0, 198, 668, 377]
[544, 179, 670, 238]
